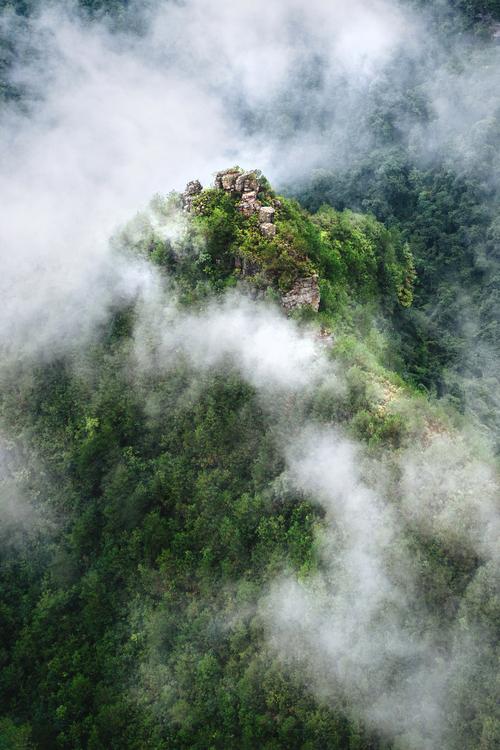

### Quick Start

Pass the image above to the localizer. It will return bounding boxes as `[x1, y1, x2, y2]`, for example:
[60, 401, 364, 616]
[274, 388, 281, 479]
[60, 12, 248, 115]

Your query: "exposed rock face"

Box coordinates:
[214, 168, 259, 195]
[235, 172, 260, 194]
[260, 222, 276, 238]
[182, 179, 203, 211]
[215, 169, 241, 192]
[259, 206, 275, 224]
[281, 275, 320, 312]
[214, 168, 263, 218]
[239, 191, 260, 218]
[214, 168, 280, 236]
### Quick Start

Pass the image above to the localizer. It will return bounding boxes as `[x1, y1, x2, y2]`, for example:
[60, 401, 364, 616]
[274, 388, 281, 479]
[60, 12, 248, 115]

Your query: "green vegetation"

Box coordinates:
[1, 2, 499, 748]
[0, 177, 497, 749]
[298, 160, 499, 390]
[123, 183, 413, 320]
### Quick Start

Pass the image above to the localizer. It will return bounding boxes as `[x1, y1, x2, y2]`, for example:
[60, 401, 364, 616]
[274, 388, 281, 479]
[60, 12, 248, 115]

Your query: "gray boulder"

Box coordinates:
[235, 171, 260, 194]
[239, 191, 261, 217]
[260, 222, 277, 238]
[259, 206, 275, 224]
[281, 275, 320, 312]
[182, 179, 203, 211]
[215, 169, 241, 192]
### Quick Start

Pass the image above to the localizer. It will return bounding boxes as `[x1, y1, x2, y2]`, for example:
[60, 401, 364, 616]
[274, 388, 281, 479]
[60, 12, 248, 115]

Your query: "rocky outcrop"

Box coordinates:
[214, 168, 262, 219]
[213, 168, 280, 238]
[214, 168, 259, 193]
[260, 222, 276, 238]
[239, 191, 260, 218]
[235, 172, 260, 194]
[259, 206, 276, 237]
[281, 275, 320, 312]
[182, 179, 203, 212]
[182, 168, 321, 313]
[259, 206, 275, 223]
[214, 169, 239, 192]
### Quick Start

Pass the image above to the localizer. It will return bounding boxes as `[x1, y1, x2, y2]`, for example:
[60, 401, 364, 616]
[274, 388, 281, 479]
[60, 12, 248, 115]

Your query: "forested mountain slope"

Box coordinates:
[1, 1, 499, 749]
[0, 1, 499, 443]
[0, 169, 498, 750]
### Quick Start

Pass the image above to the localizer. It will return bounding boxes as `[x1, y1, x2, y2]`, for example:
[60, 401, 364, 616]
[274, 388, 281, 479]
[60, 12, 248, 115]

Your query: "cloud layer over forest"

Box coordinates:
[0, 4, 499, 748]
[2, 0, 500, 360]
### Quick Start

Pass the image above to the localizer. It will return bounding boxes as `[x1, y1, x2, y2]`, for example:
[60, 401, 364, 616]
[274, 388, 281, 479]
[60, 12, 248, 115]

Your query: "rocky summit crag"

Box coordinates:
[182, 167, 320, 312]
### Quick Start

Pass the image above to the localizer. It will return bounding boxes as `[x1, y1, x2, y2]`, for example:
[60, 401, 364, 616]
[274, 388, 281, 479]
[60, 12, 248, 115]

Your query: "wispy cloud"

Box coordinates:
[262, 425, 499, 749]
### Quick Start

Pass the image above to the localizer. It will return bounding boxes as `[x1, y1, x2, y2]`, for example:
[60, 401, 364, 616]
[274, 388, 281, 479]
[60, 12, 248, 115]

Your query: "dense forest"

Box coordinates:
[0, 2, 499, 749]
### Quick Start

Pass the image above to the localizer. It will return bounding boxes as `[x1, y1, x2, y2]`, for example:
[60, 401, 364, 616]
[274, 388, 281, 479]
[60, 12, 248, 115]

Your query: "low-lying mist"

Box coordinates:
[0, 2, 499, 748]
[2, 0, 500, 364]
[262, 426, 499, 750]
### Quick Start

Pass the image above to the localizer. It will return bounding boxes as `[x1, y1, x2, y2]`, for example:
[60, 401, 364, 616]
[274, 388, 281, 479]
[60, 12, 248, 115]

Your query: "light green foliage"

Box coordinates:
[297, 130, 500, 436]
[191, 185, 318, 291]
[121, 177, 414, 318]
[311, 206, 413, 315]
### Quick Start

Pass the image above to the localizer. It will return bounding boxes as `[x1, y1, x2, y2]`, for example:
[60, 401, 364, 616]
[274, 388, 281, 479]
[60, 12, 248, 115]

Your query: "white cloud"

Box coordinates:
[262, 426, 500, 749]
[133, 292, 329, 392]
[0, 0, 420, 361]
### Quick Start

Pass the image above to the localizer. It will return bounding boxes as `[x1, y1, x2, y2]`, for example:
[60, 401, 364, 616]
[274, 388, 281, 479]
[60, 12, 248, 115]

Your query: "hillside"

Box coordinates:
[0, 169, 498, 750]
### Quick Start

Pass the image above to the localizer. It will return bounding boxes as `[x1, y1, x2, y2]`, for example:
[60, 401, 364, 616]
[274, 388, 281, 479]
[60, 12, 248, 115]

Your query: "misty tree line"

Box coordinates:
[288, 9, 500, 446]
[2, 0, 500, 22]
